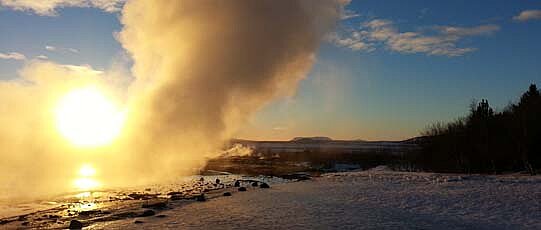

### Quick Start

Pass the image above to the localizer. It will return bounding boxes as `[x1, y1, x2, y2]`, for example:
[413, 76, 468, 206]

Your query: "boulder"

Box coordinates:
[138, 210, 156, 217]
[234, 181, 241, 187]
[259, 183, 270, 188]
[238, 187, 247, 192]
[223, 192, 232, 196]
[195, 194, 206, 202]
[251, 182, 258, 187]
[68, 220, 83, 229]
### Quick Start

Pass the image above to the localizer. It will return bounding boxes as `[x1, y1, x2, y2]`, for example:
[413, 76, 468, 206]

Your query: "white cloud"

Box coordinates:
[0, 52, 26, 60]
[45, 45, 56, 51]
[329, 19, 499, 57]
[0, 0, 125, 16]
[45, 45, 79, 54]
[513, 10, 541, 22]
[36, 55, 49, 59]
[341, 9, 360, 20]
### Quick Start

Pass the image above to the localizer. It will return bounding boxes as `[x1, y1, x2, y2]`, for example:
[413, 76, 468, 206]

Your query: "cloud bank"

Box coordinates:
[0, 51, 26, 60]
[0, 0, 125, 16]
[329, 19, 499, 57]
[513, 10, 541, 22]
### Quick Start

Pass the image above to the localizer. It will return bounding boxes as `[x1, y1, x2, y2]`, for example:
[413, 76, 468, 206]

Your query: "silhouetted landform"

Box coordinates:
[417, 84, 541, 174]
[231, 136, 421, 155]
[205, 137, 423, 176]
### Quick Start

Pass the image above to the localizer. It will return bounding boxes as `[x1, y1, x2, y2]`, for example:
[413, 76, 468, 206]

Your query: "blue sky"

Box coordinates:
[1, 0, 541, 140]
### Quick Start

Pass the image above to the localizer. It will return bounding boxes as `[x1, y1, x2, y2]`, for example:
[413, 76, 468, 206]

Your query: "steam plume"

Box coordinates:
[0, 0, 344, 197]
[116, 0, 343, 179]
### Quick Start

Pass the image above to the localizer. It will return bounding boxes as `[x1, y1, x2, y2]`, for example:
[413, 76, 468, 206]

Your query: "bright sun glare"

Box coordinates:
[55, 87, 125, 147]
[74, 164, 100, 191]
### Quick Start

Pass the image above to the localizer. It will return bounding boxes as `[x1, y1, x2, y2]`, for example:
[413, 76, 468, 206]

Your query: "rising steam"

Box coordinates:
[0, 0, 344, 198]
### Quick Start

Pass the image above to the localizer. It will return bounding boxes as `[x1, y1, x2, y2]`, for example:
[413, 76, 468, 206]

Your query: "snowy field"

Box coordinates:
[93, 167, 541, 229]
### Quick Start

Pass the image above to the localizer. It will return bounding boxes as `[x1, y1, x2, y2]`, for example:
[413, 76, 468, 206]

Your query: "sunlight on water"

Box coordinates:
[74, 164, 100, 191]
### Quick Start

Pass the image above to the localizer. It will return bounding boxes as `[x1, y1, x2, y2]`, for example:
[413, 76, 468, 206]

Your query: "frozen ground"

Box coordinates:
[95, 167, 541, 230]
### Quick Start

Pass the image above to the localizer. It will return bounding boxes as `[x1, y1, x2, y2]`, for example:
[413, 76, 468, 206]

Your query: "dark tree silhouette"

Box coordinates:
[418, 84, 541, 174]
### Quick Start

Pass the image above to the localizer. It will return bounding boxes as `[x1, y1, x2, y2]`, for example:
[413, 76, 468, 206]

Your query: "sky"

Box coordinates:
[1, 0, 541, 141]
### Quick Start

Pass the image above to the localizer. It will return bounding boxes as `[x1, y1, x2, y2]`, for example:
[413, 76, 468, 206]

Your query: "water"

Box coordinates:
[0, 173, 289, 220]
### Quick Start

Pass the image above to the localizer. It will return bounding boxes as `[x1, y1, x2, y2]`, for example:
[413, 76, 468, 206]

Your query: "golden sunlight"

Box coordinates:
[54, 87, 125, 147]
[74, 164, 100, 191]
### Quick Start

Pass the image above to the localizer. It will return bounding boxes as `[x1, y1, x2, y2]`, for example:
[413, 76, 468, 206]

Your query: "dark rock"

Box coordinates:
[138, 210, 156, 217]
[79, 210, 101, 216]
[142, 201, 167, 209]
[155, 214, 167, 218]
[281, 173, 311, 181]
[215, 178, 221, 184]
[134, 220, 144, 224]
[68, 220, 83, 229]
[223, 192, 232, 196]
[199, 177, 205, 182]
[21, 221, 29, 226]
[251, 182, 258, 187]
[238, 187, 247, 192]
[128, 193, 157, 200]
[170, 195, 184, 200]
[195, 194, 206, 202]
[167, 191, 182, 196]
[234, 181, 241, 187]
[259, 183, 270, 188]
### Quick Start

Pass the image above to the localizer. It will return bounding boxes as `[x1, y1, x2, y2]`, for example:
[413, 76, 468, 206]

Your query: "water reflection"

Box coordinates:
[74, 164, 100, 191]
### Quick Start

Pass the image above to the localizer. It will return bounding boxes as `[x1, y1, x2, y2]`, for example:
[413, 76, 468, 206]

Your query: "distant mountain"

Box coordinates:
[291, 136, 333, 142]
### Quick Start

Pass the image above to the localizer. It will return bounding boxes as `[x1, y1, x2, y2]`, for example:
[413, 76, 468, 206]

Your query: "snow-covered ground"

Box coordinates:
[93, 167, 541, 229]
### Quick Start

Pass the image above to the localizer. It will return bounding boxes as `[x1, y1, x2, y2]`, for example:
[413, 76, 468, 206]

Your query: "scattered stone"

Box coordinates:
[223, 192, 232, 196]
[238, 187, 247, 192]
[234, 181, 241, 187]
[134, 220, 144, 224]
[138, 210, 156, 217]
[195, 194, 206, 202]
[68, 220, 83, 229]
[260, 183, 270, 188]
[142, 201, 167, 209]
[251, 182, 259, 187]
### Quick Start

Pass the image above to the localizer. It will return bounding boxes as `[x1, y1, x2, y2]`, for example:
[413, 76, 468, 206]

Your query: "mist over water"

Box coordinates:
[0, 0, 345, 199]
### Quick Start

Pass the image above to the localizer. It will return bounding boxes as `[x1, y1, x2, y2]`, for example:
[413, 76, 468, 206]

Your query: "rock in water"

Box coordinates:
[68, 220, 83, 229]
[260, 183, 270, 188]
[138, 210, 156, 217]
[238, 187, 247, 192]
[142, 201, 167, 209]
[195, 194, 206, 202]
[234, 181, 240, 187]
[223, 192, 232, 196]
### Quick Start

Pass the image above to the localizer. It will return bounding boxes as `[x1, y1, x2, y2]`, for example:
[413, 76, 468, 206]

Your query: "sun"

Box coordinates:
[54, 87, 125, 147]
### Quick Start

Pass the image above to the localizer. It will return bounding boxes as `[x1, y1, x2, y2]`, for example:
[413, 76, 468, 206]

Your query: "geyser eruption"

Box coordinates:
[116, 0, 344, 179]
[0, 0, 345, 198]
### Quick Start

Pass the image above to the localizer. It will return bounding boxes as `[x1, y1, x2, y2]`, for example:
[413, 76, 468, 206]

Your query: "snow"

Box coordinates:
[93, 169, 541, 229]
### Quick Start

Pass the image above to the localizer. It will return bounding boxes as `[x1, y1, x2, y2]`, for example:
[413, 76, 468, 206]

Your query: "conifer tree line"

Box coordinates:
[417, 84, 541, 174]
